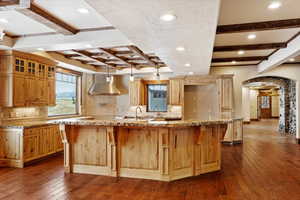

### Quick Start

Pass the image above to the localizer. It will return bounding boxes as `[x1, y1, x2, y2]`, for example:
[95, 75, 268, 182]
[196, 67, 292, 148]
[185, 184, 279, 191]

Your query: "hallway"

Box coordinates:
[0, 120, 299, 200]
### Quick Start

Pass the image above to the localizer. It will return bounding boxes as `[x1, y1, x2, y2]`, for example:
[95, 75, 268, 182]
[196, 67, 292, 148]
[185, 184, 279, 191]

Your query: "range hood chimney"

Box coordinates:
[88, 74, 121, 96]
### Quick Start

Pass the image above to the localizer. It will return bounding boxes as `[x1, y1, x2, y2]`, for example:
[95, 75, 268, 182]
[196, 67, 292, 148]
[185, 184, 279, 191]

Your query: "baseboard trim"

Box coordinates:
[271, 117, 279, 119]
[243, 121, 250, 124]
[250, 119, 259, 121]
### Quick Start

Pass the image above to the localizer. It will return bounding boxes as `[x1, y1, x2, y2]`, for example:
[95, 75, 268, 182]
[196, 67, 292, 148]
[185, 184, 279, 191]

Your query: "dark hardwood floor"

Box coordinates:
[1, 119, 300, 200]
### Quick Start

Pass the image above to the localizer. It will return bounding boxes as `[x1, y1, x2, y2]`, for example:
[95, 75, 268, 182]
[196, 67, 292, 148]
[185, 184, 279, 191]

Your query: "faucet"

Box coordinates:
[135, 106, 143, 120]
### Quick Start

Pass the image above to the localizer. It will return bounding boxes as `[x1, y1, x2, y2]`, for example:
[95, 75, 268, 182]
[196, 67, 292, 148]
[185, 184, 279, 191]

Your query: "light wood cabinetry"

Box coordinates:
[223, 119, 243, 144]
[61, 124, 227, 181]
[129, 79, 145, 106]
[218, 77, 234, 119]
[0, 124, 63, 168]
[0, 50, 57, 107]
[169, 79, 184, 105]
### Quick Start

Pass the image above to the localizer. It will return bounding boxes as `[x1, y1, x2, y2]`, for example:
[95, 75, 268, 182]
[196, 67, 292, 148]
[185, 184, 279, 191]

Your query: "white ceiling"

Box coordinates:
[0, 10, 55, 35]
[35, 0, 112, 29]
[85, 0, 221, 75]
[215, 28, 300, 46]
[218, 0, 300, 25]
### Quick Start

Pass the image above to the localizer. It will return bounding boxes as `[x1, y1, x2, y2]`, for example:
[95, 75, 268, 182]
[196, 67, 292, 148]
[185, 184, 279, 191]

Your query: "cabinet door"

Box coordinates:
[218, 78, 234, 119]
[129, 80, 144, 106]
[48, 80, 56, 106]
[195, 126, 221, 174]
[36, 79, 47, 105]
[26, 60, 36, 77]
[23, 129, 39, 162]
[169, 79, 184, 105]
[14, 57, 26, 75]
[54, 125, 63, 151]
[25, 77, 37, 106]
[233, 120, 243, 141]
[13, 75, 26, 107]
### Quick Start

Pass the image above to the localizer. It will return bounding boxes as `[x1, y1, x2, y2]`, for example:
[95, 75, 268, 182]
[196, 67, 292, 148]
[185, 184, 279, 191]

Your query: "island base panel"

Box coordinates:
[62, 124, 227, 181]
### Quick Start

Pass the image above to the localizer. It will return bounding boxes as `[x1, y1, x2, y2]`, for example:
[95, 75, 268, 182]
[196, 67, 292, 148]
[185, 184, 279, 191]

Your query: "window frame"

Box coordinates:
[48, 67, 82, 117]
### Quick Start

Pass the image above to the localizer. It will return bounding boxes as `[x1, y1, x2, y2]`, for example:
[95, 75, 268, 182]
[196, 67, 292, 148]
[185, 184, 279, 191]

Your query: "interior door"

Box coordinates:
[259, 96, 272, 119]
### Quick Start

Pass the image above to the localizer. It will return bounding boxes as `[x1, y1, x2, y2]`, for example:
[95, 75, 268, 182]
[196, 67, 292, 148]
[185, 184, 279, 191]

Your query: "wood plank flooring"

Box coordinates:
[1, 119, 300, 200]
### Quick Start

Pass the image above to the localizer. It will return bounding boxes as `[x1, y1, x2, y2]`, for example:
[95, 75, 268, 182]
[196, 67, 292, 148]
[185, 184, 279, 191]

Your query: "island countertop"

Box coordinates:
[52, 116, 241, 127]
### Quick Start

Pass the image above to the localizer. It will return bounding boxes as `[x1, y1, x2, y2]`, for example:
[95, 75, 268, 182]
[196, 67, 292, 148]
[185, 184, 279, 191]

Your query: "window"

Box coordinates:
[147, 84, 168, 112]
[48, 72, 81, 116]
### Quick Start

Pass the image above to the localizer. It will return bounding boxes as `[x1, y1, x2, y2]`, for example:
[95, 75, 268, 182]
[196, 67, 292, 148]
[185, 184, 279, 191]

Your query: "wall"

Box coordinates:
[250, 89, 259, 119]
[184, 84, 219, 120]
[242, 87, 250, 122]
[271, 96, 280, 117]
[210, 64, 300, 136]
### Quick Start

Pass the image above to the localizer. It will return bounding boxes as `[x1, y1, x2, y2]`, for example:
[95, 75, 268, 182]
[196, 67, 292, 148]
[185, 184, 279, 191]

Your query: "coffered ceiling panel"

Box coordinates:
[214, 28, 300, 46]
[34, 0, 112, 29]
[218, 0, 300, 25]
[213, 49, 275, 58]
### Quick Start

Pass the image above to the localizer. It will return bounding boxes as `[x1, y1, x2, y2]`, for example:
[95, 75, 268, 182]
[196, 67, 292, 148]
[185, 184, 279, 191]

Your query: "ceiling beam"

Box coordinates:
[99, 48, 133, 67]
[211, 63, 258, 67]
[127, 45, 156, 66]
[72, 49, 114, 67]
[212, 56, 267, 63]
[217, 18, 300, 34]
[0, 0, 19, 6]
[214, 43, 287, 52]
[18, 3, 78, 35]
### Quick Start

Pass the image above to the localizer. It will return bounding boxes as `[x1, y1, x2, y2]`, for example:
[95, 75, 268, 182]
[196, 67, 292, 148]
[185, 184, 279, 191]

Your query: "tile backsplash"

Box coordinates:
[0, 107, 48, 122]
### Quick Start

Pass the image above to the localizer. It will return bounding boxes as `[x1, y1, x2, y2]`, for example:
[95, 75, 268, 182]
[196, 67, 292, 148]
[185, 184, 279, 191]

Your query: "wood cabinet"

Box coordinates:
[169, 79, 184, 105]
[129, 79, 145, 106]
[0, 50, 57, 107]
[218, 77, 234, 119]
[0, 124, 63, 168]
[62, 124, 226, 181]
[223, 119, 243, 144]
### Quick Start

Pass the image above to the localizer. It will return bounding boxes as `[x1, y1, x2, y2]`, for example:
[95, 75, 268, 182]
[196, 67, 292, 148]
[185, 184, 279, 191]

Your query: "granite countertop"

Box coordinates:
[0, 120, 56, 129]
[52, 117, 241, 128]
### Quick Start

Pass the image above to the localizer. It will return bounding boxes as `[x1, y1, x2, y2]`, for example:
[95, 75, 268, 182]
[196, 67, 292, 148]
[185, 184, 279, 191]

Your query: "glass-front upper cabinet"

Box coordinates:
[47, 66, 55, 79]
[27, 60, 36, 76]
[37, 63, 46, 78]
[14, 57, 26, 74]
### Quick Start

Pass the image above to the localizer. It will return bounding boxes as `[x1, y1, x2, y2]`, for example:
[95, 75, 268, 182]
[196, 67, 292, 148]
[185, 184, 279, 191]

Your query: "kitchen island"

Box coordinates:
[54, 117, 232, 181]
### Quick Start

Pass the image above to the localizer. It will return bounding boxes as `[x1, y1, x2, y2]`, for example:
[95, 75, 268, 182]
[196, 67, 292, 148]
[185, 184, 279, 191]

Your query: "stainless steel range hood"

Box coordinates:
[88, 74, 121, 96]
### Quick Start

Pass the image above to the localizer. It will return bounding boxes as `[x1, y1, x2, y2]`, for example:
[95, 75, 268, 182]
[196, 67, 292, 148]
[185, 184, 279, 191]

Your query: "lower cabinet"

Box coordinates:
[223, 119, 243, 144]
[0, 124, 63, 168]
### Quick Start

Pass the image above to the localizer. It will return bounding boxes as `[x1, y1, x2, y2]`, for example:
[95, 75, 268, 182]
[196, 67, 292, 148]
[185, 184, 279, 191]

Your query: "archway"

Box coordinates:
[242, 76, 296, 135]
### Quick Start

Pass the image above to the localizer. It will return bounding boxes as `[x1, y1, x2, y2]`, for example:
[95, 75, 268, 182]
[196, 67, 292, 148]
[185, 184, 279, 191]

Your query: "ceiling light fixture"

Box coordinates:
[248, 34, 256, 40]
[155, 67, 160, 80]
[268, 1, 282, 9]
[289, 58, 295, 62]
[0, 18, 8, 23]
[130, 65, 135, 82]
[176, 46, 185, 51]
[188, 72, 194, 75]
[160, 13, 176, 22]
[185, 63, 191, 67]
[37, 48, 44, 51]
[232, 61, 237, 64]
[238, 50, 245, 55]
[77, 8, 89, 14]
[106, 66, 111, 82]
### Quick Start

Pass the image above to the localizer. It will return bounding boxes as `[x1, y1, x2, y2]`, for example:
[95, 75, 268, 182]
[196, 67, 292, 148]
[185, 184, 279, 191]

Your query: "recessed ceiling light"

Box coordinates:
[85, 44, 92, 48]
[185, 63, 191, 67]
[238, 50, 245, 55]
[289, 58, 295, 62]
[188, 72, 194, 75]
[77, 8, 89, 14]
[268, 1, 282, 9]
[248, 34, 256, 40]
[0, 18, 8, 23]
[176, 46, 185, 51]
[232, 61, 237, 64]
[37, 48, 44, 51]
[160, 14, 176, 22]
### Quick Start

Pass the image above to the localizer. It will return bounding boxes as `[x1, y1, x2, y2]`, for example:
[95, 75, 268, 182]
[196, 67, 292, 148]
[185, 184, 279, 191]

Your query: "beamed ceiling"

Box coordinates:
[212, 0, 300, 68]
[0, 0, 299, 73]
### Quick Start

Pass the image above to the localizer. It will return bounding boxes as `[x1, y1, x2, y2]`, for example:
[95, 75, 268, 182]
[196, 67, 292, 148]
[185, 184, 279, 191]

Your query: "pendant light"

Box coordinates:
[106, 66, 111, 82]
[129, 65, 134, 82]
[155, 66, 160, 80]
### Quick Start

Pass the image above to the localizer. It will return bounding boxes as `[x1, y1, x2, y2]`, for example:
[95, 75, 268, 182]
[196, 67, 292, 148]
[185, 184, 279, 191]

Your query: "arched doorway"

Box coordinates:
[242, 76, 296, 135]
